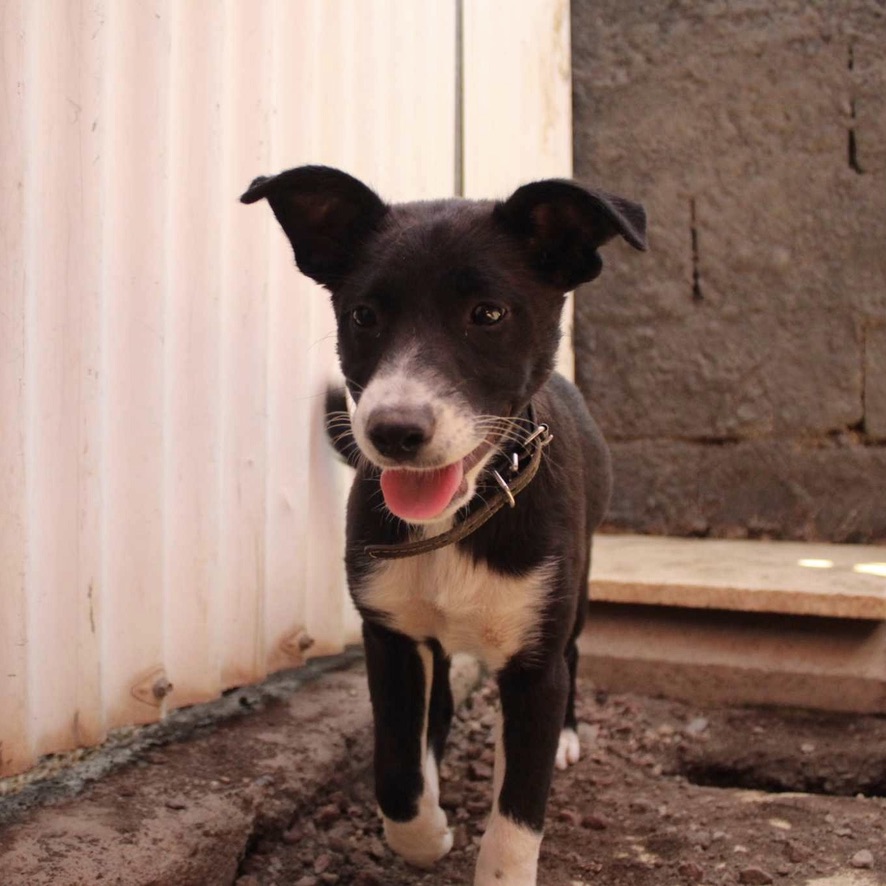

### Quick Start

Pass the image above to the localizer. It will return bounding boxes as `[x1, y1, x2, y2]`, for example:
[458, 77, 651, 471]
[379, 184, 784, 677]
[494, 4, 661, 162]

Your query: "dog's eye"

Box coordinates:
[351, 305, 378, 328]
[470, 304, 507, 326]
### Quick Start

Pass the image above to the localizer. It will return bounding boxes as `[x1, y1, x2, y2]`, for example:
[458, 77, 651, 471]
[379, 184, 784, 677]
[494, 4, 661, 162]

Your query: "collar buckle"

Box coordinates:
[494, 422, 553, 507]
[491, 469, 517, 507]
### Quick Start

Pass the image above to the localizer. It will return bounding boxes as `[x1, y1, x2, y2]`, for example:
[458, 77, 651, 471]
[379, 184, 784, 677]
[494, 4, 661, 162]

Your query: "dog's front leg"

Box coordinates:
[362, 620, 453, 868]
[474, 657, 569, 886]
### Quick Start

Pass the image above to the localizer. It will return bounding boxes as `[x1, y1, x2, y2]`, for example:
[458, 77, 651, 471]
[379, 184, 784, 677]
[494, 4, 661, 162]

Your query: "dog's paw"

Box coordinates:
[554, 727, 580, 770]
[384, 806, 453, 868]
[474, 814, 541, 886]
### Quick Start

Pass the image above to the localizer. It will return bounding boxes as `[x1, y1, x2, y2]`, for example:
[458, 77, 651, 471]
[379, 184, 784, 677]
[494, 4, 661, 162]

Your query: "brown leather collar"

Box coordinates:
[364, 407, 553, 561]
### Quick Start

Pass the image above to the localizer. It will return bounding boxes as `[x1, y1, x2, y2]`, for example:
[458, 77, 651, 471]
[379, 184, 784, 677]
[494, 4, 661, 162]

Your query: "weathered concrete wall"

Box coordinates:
[572, 0, 886, 541]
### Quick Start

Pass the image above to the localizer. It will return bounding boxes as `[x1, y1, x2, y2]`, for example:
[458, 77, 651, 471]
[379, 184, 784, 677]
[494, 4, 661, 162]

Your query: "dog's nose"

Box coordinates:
[366, 406, 435, 460]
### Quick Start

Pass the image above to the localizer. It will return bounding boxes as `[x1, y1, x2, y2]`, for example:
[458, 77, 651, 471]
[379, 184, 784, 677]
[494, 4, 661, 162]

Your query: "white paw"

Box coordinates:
[384, 808, 453, 868]
[474, 814, 541, 886]
[554, 727, 580, 771]
[383, 753, 452, 867]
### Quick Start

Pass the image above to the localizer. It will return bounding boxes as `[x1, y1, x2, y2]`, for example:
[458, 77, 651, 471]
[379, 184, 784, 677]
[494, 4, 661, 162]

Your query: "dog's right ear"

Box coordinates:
[494, 179, 647, 291]
[240, 165, 388, 288]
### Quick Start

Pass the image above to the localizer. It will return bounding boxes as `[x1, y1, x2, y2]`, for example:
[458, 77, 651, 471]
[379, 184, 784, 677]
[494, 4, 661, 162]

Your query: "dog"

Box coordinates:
[241, 166, 646, 885]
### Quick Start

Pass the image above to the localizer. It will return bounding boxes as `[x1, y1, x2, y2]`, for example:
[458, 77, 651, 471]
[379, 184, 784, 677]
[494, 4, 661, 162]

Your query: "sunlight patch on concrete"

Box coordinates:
[804, 874, 879, 886]
[854, 562, 886, 578]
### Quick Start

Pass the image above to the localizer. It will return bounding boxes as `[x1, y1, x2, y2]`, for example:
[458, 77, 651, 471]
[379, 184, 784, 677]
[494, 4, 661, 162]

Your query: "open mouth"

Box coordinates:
[379, 438, 494, 522]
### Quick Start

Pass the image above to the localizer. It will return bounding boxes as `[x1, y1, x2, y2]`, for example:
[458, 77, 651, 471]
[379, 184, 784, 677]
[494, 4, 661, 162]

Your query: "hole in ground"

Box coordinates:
[679, 760, 886, 798]
[669, 703, 886, 799]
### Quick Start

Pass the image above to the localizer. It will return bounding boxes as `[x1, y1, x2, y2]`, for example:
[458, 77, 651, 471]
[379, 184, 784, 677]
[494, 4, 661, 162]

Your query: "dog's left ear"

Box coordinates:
[240, 165, 388, 287]
[494, 179, 647, 290]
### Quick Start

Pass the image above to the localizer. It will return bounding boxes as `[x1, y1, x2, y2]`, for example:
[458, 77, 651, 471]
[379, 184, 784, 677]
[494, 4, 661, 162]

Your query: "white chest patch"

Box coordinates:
[359, 547, 556, 670]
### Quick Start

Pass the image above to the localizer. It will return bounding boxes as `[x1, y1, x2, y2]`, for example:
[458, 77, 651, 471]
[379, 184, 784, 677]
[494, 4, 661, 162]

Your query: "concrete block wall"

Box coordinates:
[571, 0, 886, 542]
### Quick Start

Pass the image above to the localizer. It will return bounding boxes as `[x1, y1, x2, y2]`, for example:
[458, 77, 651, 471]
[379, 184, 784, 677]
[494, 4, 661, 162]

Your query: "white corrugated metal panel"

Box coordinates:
[0, 0, 571, 778]
[0, 0, 456, 778]
[462, 0, 574, 378]
[463, 0, 572, 193]
[0, 0, 30, 777]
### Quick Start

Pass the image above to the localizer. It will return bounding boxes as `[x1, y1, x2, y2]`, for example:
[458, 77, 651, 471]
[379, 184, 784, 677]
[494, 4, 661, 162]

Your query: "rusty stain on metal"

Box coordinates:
[130, 667, 171, 708]
[152, 676, 173, 701]
[279, 628, 314, 663]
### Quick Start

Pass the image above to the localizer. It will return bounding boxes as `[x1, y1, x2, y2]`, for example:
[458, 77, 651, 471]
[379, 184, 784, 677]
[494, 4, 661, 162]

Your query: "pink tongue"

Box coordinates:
[380, 462, 465, 521]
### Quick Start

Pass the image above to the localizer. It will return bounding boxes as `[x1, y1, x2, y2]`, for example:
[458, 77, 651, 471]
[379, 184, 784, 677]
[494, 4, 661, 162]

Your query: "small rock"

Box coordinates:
[775, 862, 792, 876]
[685, 717, 709, 736]
[236, 877, 260, 886]
[800, 742, 816, 755]
[557, 809, 582, 827]
[316, 804, 340, 828]
[327, 830, 349, 853]
[577, 722, 600, 745]
[295, 878, 317, 886]
[851, 850, 875, 869]
[630, 798, 654, 814]
[835, 827, 853, 838]
[783, 841, 810, 863]
[688, 830, 712, 850]
[165, 798, 187, 811]
[677, 860, 704, 882]
[738, 867, 774, 885]
[366, 837, 386, 860]
[282, 825, 303, 845]
[440, 790, 461, 809]
[581, 813, 609, 831]
[313, 853, 331, 874]
[452, 823, 470, 850]
[467, 761, 493, 781]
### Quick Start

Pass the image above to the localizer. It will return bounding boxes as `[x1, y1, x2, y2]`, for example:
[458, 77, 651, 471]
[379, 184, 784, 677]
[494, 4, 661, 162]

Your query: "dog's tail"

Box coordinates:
[324, 386, 360, 468]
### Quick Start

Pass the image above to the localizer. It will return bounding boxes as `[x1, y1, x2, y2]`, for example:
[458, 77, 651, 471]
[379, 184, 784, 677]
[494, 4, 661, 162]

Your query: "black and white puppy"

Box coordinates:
[241, 166, 646, 885]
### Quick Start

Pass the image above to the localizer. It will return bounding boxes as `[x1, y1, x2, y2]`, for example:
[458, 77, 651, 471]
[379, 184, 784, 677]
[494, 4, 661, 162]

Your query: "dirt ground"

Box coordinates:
[236, 673, 886, 886]
[2, 659, 885, 886]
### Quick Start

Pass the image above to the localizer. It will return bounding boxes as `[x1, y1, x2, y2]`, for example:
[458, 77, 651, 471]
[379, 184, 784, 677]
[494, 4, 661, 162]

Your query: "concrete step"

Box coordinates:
[582, 535, 886, 714]
[590, 535, 886, 620]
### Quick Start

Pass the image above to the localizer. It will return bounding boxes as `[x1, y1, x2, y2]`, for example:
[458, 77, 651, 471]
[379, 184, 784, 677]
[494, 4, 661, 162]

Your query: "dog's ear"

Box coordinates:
[494, 179, 647, 290]
[240, 165, 388, 287]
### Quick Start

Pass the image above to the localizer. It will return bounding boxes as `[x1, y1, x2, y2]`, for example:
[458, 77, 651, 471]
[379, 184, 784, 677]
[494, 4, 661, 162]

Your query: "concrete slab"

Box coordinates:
[579, 602, 886, 714]
[590, 535, 886, 619]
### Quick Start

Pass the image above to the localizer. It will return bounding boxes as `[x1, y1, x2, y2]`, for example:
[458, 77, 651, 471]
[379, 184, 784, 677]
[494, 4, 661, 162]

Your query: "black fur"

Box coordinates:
[243, 165, 646, 880]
